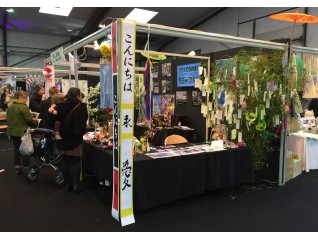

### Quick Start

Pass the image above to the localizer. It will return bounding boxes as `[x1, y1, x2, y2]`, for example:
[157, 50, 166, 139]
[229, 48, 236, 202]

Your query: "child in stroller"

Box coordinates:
[24, 128, 64, 186]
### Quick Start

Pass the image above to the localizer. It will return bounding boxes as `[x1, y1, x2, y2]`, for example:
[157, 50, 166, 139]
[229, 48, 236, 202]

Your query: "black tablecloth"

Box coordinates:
[204, 147, 254, 190]
[82, 141, 254, 211]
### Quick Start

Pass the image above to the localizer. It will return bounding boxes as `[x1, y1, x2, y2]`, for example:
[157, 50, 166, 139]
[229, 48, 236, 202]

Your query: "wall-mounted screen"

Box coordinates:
[176, 62, 200, 87]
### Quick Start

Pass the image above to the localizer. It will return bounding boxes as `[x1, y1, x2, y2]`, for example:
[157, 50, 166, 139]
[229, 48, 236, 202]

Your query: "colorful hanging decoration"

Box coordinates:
[266, 80, 277, 92]
[245, 112, 257, 122]
[256, 119, 267, 131]
[141, 52, 167, 61]
[100, 38, 112, 59]
[43, 67, 53, 81]
[239, 64, 252, 75]
[144, 59, 152, 120]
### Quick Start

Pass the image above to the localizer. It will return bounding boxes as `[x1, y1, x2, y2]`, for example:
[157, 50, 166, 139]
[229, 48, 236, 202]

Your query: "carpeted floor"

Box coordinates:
[1, 134, 318, 232]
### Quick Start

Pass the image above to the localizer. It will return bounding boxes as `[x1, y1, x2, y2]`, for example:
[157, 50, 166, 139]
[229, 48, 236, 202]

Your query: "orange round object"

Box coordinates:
[269, 12, 318, 23]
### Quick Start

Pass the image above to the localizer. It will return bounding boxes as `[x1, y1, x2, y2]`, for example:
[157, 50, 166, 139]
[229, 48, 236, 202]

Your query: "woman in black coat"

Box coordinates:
[54, 87, 88, 193]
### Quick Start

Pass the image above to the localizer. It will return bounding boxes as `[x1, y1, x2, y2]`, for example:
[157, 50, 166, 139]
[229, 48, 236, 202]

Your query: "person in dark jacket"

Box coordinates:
[29, 84, 45, 113]
[38, 86, 59, 162]
[7, 90, 39, 174]
[39, 86, 59, 129]
[54, 87, 88, 194]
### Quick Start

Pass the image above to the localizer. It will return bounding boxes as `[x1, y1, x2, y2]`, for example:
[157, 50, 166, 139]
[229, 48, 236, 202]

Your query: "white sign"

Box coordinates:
[50, 47, 66, 65]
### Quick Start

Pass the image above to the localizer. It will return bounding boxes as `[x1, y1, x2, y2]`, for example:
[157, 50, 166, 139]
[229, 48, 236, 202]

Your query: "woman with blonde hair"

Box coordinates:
[7, 90, 39, 174]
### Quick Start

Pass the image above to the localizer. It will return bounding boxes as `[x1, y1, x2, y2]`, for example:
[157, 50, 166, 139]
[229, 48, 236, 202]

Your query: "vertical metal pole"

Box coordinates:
[3, 9, 8, 66]
[74, 50, 79, 88]
[278, 122, 286, 186]
[279, 44, 291, 186]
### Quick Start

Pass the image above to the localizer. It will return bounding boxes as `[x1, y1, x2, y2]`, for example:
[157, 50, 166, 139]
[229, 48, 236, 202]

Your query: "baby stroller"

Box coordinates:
[24, 128, 64, 186]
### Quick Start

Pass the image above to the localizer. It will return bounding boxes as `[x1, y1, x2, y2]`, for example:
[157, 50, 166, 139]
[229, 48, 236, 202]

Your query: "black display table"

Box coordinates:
[82, 141, 254, 211]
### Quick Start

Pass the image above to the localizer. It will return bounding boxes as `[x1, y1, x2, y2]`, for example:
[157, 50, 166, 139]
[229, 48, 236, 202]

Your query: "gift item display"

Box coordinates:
[298, 111, 318, 133]
[84, 121, 113, 150]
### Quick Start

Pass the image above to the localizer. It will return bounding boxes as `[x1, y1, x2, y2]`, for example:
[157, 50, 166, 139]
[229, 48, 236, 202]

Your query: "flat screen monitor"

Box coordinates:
[176, 62, 200, 87]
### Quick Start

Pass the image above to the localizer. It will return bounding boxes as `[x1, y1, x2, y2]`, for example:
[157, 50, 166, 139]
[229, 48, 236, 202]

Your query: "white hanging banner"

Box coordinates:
[119, 19, 136, 227]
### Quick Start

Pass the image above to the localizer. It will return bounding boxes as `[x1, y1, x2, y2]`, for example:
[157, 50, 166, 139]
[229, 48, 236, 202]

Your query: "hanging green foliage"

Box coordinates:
[210, 48, 289, 169]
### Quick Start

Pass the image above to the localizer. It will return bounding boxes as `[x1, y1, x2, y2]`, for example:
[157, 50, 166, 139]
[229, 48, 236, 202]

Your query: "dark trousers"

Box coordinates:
[60, 155, 81, 186]
[11, 136, 30, 168]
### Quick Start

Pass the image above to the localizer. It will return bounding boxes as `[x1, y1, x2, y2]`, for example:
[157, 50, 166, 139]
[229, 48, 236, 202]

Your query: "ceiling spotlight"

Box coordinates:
[94, 40, 100, 50]
[6, 8, 14, 13]
[188, 51, 196, 56]
[125, 8, 158, 23]
[39, 7, 73, 17]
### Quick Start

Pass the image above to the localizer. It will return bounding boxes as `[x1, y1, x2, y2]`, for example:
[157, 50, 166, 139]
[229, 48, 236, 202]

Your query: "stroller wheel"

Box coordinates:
[25, 166, 40, 183]
[53, 169, 64, 186]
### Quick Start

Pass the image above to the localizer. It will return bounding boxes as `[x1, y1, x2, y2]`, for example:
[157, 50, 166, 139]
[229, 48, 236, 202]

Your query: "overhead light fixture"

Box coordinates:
[94, 40, 100, 50]
[6, 8, 14, 13]
[125, 8, 158, 23]
[188, 51, 196, 56]
[39, 7, 73, 17]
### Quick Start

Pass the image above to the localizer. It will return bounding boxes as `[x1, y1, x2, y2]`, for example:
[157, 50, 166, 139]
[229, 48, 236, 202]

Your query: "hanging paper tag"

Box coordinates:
[279, 84, 282, 94]
[238, 132, 242, 143]
[281, 94, 285, 103]
[233, 67, 236, 77]
[195, 79, 201, 89]
[204, 68, 207, 77]
[248, 86, 250, 96]
[238, 109, 242, 119]
[203, 105, 208, 115]
[236, 119, 240, 129]
[268, 91, 273, 99]
[204, 76, 209, 86]
[202, 90, 206, 96]
[231, 129, 237, 140]
[254, 81, 258, 92]
[255, 107, 258, 116]
[224, 69, 227, 79]
[198, 66, 203, 75]
[263, 91, 267, 102]
[218, 110, 223, 120]
[213, 89, 216, 100]
[260, 110, 264, 120]
[240, 95, 245, 105]
[275, 115, 279, 125]
[247, 73, 250, 84]
[266, 98, 270, 108]
[228, 115, 232, 124]
[208, 102, 213, 111]
[233, 114, 238, 122]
